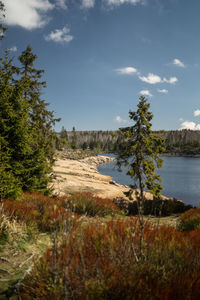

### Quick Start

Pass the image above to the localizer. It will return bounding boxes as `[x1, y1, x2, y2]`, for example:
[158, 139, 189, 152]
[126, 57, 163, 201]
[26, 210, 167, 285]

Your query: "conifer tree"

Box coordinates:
[18, 45, 60, 164]
[71, 126, 78, 149]
[0, 46, 59, 198]
[117, 96, 165, 210]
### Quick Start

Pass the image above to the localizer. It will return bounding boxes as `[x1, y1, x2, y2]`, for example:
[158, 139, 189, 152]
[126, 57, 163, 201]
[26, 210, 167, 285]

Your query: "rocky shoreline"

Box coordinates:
[51, 154, 172, 202]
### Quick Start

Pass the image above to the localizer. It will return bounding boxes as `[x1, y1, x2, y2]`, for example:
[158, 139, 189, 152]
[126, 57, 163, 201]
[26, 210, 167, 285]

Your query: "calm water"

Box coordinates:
[98, 155, 200, 207]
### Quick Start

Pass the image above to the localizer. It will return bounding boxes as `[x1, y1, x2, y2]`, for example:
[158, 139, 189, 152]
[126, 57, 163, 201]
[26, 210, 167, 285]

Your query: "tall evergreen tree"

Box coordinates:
[18, 45, 60, 164]
[0, 46, 60, 198]
[117, 96, 165, 208]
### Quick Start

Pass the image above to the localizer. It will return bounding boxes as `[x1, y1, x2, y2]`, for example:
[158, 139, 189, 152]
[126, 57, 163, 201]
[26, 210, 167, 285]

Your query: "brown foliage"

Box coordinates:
[178, 208, 200, 231]
[20, 217, 200, 299]
[2, 192, 77, 232]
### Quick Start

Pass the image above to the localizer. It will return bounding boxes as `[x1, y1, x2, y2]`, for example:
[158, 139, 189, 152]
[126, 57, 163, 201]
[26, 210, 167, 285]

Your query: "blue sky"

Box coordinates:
[1, 0, 200, 131]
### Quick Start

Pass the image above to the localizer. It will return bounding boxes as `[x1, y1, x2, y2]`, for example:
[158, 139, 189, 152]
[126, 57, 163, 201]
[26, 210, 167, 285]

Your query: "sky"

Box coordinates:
[1, 0, 200, 131]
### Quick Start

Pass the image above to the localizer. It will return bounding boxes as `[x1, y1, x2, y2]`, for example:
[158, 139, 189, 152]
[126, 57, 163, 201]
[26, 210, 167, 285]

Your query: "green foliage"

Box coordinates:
[128, 198, 192, 216]
[71, 126, 78, 149]
[18, 45, 60, 164]
[0, 46, 59, 198]
[117, 96, 165, 208]
[178, 208, 200, 231]
[19, 218, 200, 299]
[65, 193, 121, 217]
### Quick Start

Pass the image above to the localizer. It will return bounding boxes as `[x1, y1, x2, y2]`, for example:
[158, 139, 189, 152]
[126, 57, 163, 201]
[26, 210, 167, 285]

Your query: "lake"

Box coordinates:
[98, 155, 200, 207]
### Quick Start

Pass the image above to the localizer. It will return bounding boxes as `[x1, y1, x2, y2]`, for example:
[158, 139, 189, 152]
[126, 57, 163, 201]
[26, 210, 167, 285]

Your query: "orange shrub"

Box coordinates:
[20, 217, 200, 299]
[2, 192, 77, 232]
[178, 208, 200, 231]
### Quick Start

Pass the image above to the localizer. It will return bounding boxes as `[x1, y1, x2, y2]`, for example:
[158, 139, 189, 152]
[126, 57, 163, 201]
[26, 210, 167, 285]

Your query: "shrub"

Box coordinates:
[128, 197, 192, 216]
[65, 193, 121, 217]
[178, 208, 200, 231]
[20, 217, 200, 299]
[2, 192, 77, 232]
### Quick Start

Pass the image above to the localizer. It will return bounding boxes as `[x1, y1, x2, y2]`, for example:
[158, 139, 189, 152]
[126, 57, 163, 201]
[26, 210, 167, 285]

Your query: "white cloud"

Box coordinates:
[105, 0, 144, 7]
[45, 26, 73, 44]
[139, 73, 178, 85]
[115, 116, 129, 124]
[139, 73, 162, 84]
[116, 67, 137, 75]
[139, 90, 153, 97]
[56, 0, 67, 10]
[3, 0, 54, 30]
[173, 58, 185, 68]
[194, 109, 200, 117]
[163, 77, 178, 84]
[158, 89, 168, 94]
[9, 46, 17, 52]
[81, 0, 95, 9]
[179, 118, 184, 122]
[179, 121, 200, 130]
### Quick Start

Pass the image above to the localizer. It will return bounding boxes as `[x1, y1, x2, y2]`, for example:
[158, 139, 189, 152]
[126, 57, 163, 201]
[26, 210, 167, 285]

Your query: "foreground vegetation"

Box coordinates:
[0, 192, 200, 299]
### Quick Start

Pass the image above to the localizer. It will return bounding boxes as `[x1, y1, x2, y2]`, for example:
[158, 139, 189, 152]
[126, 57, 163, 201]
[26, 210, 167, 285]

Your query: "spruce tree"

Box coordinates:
[71, 126, 78, 149]
[0, 46, 59, 198]
[18, 45, 60, 164]
[117, 96, 165, 209]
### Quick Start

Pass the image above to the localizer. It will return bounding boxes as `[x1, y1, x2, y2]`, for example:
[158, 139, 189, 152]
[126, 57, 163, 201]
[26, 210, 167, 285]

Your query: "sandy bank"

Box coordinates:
[51, 155, 171, 201]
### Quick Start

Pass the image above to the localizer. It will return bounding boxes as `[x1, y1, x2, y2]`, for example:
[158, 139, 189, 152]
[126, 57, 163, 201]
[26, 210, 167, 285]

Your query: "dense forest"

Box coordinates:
[58, 128, 200, 155]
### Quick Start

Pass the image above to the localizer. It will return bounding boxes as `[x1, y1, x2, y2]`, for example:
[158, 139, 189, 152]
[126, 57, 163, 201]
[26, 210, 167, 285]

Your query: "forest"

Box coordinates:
[58, 127, 200, 155]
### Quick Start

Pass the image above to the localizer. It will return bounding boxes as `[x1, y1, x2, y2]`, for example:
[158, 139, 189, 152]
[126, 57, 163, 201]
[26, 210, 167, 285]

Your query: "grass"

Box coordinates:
[0, 213, 50, 297]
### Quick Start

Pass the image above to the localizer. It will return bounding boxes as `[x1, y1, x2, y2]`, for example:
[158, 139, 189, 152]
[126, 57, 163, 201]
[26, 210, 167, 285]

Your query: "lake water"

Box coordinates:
[98, 155, 200, 207]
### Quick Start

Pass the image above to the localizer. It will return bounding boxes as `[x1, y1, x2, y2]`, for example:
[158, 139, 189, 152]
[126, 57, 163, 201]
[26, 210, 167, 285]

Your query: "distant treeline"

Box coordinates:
[58, 127, 200, 155]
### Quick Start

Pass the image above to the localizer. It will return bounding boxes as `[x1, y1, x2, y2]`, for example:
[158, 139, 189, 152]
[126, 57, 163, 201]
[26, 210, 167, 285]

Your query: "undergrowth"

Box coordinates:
[178, 207, 200, 231]
[1, 192, 200, 299]
[65, 193, 121, 217]
[19, 217, 200, 299]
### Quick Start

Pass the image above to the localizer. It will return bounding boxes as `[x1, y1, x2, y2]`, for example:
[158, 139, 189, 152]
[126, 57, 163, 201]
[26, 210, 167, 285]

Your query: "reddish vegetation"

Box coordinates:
[20, 217, 200, 299]
[178, 208, 200, 231]
[65, 192, 121, 217]
[2, 193, 77, 232]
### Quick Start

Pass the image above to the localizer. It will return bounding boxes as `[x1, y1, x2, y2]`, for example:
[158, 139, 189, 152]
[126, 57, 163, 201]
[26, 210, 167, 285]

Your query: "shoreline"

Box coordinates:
[51, 154, 172, 202]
